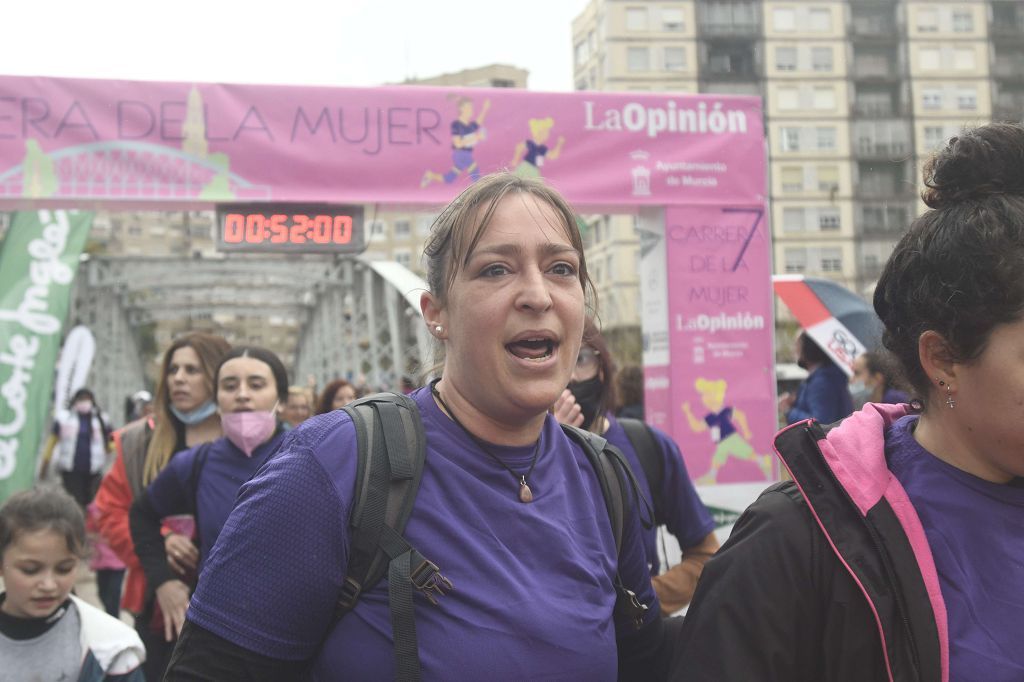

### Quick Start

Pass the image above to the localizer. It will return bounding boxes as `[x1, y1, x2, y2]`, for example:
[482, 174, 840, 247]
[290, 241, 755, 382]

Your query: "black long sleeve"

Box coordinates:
[129, 492, 175, 591]
[165, 619, 309, 681]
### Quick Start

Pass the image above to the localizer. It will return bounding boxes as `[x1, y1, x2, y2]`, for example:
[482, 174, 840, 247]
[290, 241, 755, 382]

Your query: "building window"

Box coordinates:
[773, 8, 796, 31]
[952, 10, 974, 33]
[813, 86, 836, 110]
[817, 165, 839, 192]
[819, 209, 841, 230]
[808, 8, 831, 32]
[783, 207, 806, 232]
[775, 47, 797, 71]
[394, 250, 412, 268]
[628, 47, 649, 72]
[664, 47, 686, 72]
[575, 42, 588, 65]
[781, 127, 802, 152]
[811, 47, 833, 73]
[816, 127, 837, 151]
[394, 220, 411, 238]
[781, 167, 804, 192]
[922, 90, 943, 109]
[954, 48, 976, 71]
[368, 219, 387, 240]
[626, 7, 648, 31]
[923, 126, 946, 149]
[820, 248, 843, 272]
[784, 248, 807, 273]
[777, 87, 799, 110]
[916, 8, 938, 32]
[957, 90, 977, 110]
[661, 7, 684, 31]
[919, 48, 941, 71]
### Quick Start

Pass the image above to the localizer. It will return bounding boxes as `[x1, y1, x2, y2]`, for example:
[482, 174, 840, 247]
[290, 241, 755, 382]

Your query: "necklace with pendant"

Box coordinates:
[431, 382, 541, 503]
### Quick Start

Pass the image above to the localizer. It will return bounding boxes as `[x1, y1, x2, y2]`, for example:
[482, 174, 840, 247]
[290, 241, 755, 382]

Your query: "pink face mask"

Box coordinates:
[73, 400, 93, 415]
[221, 407, 277, 457]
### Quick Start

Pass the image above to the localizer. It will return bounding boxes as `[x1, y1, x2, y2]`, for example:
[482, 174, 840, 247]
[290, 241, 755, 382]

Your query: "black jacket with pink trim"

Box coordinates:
[671, 403, 947, 682]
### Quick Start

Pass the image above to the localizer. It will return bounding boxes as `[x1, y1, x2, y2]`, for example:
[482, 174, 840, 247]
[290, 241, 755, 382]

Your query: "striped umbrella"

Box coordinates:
[772, 275, 883, 377]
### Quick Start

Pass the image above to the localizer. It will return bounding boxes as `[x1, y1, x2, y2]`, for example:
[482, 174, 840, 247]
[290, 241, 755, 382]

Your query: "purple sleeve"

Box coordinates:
[652, 427, 715, 549]
[186, 418, 354, 661]
[145, 446, 196, 518]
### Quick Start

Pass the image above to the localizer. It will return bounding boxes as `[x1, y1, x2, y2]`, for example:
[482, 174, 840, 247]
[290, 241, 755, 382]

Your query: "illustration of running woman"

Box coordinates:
[510, 117, 565, 178]
[682, 377, 772, 485]
[421, 96, 491, 187]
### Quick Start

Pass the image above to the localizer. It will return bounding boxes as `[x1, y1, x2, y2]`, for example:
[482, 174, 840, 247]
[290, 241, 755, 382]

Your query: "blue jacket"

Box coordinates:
[786, 363, 853, 425]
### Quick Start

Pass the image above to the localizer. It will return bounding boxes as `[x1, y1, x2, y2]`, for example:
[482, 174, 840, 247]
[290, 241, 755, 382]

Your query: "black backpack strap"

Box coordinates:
[336, 392, 449, 682]
[560, 423, 651, 630]
[618, 418, 666, 526]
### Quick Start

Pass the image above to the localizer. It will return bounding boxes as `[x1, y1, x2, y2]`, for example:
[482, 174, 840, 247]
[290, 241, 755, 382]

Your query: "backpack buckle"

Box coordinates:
[619, 587, 649, 629]
[337, 576, 362, 611]
[410, 557, 454, 606]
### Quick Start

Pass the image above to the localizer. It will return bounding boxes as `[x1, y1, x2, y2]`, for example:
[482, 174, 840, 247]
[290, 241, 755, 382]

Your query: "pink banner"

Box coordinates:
[656, 205, 776, 485]
[0, 76, 764, 208]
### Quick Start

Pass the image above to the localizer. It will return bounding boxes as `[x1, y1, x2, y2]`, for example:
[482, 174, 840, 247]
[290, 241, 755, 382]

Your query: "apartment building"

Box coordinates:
[572, 0, 1020, 334]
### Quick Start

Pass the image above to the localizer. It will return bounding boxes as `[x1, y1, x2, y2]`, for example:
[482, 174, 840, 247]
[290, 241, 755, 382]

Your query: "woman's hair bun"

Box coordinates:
[921, 122, 1024, 209]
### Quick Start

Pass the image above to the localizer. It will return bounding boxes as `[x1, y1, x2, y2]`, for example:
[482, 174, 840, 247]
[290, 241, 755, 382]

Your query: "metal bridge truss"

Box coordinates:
[293, 259, 435, 393]
[69, 254, 432, 421]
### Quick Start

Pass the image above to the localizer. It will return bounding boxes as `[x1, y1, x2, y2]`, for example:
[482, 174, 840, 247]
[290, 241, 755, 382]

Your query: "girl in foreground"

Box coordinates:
[0, 486, 145, 680]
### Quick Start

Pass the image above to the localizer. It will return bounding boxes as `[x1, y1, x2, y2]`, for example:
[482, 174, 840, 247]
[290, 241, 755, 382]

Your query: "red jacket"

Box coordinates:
[94, 419, 152, 614]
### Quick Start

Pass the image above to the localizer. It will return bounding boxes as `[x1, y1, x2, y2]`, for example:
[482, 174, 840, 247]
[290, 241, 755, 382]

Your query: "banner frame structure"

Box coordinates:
[0, 75, 773, 499]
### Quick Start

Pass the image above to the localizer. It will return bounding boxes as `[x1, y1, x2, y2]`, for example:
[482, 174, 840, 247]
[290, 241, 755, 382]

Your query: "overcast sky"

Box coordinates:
[4, 0, 590, 92]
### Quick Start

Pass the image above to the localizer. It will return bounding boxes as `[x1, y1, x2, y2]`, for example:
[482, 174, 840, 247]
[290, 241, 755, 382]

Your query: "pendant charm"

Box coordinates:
[518, 477, 534, 503]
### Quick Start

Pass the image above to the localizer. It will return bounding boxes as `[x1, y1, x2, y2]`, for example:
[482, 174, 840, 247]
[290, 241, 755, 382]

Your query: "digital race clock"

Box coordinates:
[215, 203, 366, 254]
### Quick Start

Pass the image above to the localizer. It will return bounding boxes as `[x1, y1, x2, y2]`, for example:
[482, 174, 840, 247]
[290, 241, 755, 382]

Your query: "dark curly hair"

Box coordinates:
[873, 122, 1024, 402]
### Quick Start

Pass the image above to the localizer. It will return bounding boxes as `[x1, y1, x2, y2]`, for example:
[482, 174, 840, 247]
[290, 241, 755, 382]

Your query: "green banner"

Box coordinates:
[0, 210, 93, 502]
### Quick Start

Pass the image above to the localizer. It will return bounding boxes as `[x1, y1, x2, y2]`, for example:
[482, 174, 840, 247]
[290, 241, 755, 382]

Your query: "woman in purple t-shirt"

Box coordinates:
[163, 172, 675, 680]
[674, 122, 1024, 680]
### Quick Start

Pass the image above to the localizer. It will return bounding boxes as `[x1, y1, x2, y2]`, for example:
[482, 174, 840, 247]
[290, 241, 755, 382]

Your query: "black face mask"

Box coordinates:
[568, 376, 603, 430]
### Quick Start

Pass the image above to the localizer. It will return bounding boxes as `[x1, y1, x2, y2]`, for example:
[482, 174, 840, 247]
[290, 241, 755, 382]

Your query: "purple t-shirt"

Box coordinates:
[187, 387, 659, 680]
[886, 415, 1024, 680]
[146, 431, 284, 570]
[604, 416, 714, 575]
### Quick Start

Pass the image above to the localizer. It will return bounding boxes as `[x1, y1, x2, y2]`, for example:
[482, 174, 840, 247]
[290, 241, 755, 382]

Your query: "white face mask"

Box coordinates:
[849, 381, 872, 407]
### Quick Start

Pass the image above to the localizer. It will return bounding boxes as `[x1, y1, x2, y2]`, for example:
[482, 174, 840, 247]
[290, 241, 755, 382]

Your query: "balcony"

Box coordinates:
[698, 22, 761, 37]
[851, 101, 911, 118]
[993, 101, 1024, 122]
[993, 59, 1024, 81]
[990, 22, 1024, 39]
[851, 139, 909, 159]
[850, 17, 899, 38]
[850, 60, 902, 81]
[858, 204, 913, 236]
[855, 184, 917, 202]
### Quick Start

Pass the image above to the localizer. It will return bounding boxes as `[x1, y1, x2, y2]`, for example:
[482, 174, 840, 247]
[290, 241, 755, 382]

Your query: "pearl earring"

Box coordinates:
[434, 325, 443, 333]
